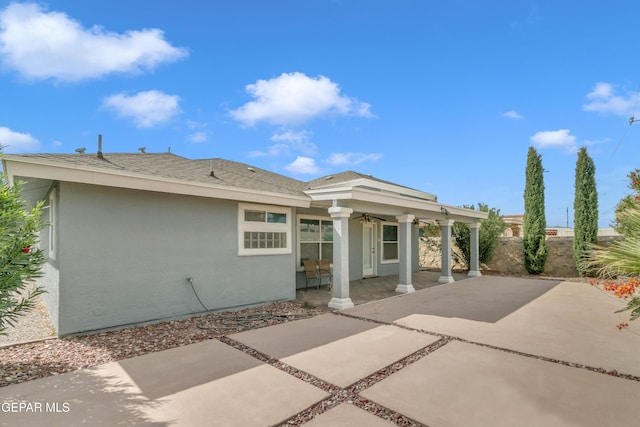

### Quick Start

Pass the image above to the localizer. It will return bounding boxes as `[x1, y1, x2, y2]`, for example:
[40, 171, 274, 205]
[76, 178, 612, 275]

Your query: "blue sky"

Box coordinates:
[0, 1, 638, 228]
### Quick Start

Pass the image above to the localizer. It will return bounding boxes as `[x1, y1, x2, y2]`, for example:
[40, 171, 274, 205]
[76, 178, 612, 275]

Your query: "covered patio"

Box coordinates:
[295, 270, 472, 308]
[303, 172, 488, 310]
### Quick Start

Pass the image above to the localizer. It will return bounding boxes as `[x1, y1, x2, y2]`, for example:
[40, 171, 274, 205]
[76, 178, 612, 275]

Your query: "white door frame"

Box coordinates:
[362, 222, 377, 277]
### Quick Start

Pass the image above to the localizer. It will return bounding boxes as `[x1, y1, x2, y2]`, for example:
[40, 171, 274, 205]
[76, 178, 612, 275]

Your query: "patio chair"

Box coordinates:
[303, 260, 320, 290]
[318, 259, 333, 291]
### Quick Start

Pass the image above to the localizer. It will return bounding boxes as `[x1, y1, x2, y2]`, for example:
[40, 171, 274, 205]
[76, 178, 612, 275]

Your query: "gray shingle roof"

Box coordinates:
[9, 152, 428, 199]
[305, 170, 421, 192]
[12, 153, 307, 196]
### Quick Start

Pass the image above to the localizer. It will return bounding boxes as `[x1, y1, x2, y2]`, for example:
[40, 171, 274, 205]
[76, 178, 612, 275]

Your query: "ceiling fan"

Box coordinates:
[351, 213, 387, 223]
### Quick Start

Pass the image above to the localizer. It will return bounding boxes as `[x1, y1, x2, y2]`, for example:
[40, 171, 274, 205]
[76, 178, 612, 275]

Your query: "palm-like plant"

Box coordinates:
[584, 168, 640, 278]
[583, 206, 640, 278]
[583, 205, 640, 322]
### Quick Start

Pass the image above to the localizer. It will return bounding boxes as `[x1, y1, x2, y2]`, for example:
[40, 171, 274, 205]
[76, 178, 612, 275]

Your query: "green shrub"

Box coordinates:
[0, 152, 46, 334]
[452, 203, 507, 268]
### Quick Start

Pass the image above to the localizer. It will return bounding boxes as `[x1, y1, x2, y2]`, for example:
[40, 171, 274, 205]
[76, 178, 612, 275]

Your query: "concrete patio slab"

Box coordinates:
[0, 339, 327, 427]
[0, 361, 161, 426]
[344, 275, 561, 323]
[304, 403, 394, 426]
[231, 313, 378, 359]
[396, 281, 640, 377]
[361, 340, 640, 427]
[117, 338, 263, 399]
[280, 325, 439, 387]
[143, 364, 328, 426]
[2, 275, 638, 426]
[296, 270, 470, 308]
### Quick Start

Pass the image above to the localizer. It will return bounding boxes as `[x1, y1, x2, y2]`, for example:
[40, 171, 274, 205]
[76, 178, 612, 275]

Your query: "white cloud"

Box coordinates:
[271, 129, 316, 155]
[583, 82, 636, 116]
[530, 129, 577, 152]
[0, 126, 40, 152]
[103, 90, 180, 128]
[0, 2, 187, 82]
[503, 110, 523, 119]
[230, 72, 374, 126]
[248, 144, 290, 158]
[186, 120, 207, 130]
[250, 129, 317, 158]
[271, 130, 308, 143]
[285, 156, 321, 175]
[186, 131, 207, 143]
[327, 152, 383, 166]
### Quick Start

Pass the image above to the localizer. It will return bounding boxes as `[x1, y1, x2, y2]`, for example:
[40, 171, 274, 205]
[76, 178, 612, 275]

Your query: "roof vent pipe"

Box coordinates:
[209, 159, 215, 177]
[97, 134, 104, 159]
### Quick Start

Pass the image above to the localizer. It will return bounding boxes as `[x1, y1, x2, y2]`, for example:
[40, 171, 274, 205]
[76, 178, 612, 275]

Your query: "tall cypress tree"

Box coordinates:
[523, 146, 547, 274]
[573, 147, 598, 276]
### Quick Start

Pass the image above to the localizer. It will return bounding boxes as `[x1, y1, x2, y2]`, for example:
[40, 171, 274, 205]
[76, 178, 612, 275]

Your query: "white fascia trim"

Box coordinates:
[310, 178, 437, 201]
[306, 186, 487, 222]
[438, 202, 489, 221]
[3, 157, 311, 208]
[305, 186, 355, 200]
[1, 158, 15, 186]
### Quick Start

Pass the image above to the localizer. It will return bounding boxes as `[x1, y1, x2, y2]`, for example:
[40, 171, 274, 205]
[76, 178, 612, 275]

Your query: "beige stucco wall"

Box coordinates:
[420, 236, 622, 278]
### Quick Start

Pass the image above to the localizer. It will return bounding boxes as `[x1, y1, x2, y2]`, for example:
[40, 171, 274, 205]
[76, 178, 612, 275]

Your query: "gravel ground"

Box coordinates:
[0, 301, 325, 388]
[0, 295, 56, 347]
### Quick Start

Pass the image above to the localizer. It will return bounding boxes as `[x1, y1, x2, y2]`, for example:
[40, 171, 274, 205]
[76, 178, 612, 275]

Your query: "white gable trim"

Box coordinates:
[309, 177, 437, 201]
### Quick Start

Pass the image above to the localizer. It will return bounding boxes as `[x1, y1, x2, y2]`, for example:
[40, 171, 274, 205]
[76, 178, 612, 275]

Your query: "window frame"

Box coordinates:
[381, 222, 399, 264]
[38, 187, 57, 262]
[238, 203, 291, 256]
[48, 190, 56, 260]
[296, 214, 333, 270]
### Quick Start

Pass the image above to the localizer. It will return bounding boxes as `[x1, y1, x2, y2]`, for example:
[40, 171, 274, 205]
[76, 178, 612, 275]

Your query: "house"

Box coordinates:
[502, 214, 621, 238]
[502, 214, 524, 237]
[2, 150, 487, 335]
[543, 227, 620, 237]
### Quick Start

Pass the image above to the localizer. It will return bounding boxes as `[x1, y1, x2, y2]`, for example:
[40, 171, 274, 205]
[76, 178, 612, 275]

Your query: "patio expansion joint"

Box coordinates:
[449, 335, 640, 384]
[332, 312, 640, 384]
[217, 334, 451, 427]
[391, 322, 640, 384]
[332, 311, 447, 339]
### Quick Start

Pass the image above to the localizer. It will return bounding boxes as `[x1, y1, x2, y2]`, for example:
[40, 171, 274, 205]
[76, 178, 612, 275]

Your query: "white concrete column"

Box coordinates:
[437, 219, 455, 284]
[328, 207, 354, 310]
[395, 214, 416, 293]
[468, 222, 482, 277]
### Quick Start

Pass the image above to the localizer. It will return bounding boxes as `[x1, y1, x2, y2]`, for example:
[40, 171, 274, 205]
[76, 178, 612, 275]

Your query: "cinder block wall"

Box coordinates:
[420, 236, 622, 277]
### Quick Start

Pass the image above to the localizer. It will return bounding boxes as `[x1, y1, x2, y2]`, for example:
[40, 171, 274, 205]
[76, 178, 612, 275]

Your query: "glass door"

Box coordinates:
[362, 222, 376, 277]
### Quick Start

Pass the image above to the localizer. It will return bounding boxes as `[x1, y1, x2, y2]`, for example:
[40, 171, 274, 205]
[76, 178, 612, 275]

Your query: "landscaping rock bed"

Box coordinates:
[0, 302, 324, 388]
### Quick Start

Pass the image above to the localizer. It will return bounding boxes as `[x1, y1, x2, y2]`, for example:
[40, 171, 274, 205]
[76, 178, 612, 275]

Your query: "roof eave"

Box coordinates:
[305, 186, 487, 222]
[3, 156, 311, 208]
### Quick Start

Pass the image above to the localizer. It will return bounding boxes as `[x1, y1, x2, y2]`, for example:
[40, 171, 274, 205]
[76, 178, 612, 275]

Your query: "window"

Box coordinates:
[382, 223, 398, 263]
[298, 216, 333, 267]
[48, 191, 56, 260]
[238, 203, 291, 255]
[244, 210, 287, 224]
